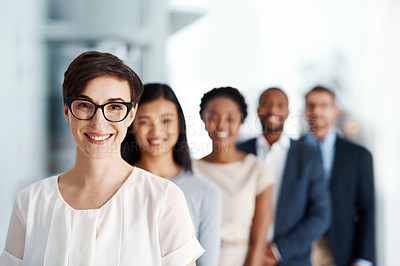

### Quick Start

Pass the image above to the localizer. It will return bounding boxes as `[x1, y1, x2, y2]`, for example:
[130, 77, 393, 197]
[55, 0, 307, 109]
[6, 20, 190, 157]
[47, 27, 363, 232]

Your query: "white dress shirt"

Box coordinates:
[256, 134, 290, 241]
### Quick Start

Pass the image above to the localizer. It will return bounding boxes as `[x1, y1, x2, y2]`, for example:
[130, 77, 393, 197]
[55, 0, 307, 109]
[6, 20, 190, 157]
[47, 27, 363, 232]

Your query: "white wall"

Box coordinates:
[0, 0, 47, 249]
[355, 1, 400, 264]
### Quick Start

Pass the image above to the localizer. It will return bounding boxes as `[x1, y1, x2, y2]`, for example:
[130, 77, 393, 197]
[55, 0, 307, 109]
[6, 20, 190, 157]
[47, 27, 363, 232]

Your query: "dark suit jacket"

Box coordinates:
[300, 136, 375, 266]
[237, 138, 330, 266]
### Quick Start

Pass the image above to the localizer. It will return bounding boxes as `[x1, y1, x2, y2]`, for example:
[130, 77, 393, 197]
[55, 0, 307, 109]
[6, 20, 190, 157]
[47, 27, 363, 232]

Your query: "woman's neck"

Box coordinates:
[135, 152, 182, 179]
[203, 142, 246, 163]
[63, 150, 133, 189]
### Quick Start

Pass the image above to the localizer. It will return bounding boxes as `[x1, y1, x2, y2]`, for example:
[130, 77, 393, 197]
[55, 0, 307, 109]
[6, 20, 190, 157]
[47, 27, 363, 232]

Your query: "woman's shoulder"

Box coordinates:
[190, 158, 209, 172]
[243, 153, 271, 169]
[191, 158, 205, 167]
[242, 154, 275, 182]
[130, 167, 184, 199]
[19, 175, 57, 194]
[133, 167, 175, 186]
[179, 171, 221, 196]
[16, 176, 59, 207]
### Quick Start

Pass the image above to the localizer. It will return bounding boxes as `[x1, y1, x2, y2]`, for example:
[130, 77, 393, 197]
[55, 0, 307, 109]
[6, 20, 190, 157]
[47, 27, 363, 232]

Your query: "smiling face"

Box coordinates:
[257, 88, 289, 134]
[64, 75, 136, 160]
[132, 98, 179, 158]
[202, 97, 243, 147]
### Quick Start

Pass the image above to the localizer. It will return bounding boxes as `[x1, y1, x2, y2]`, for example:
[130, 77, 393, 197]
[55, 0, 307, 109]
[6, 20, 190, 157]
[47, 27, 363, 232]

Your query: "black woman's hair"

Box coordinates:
[121, 83, 192, 172]
[199, 86, 248, 123]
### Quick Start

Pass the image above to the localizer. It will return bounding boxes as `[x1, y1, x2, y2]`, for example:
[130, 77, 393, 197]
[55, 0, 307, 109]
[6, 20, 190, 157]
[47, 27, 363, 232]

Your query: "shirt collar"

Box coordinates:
[257, 133, 291, 152]
[320, 129, 337, 150]
[304, 129, 337, 150]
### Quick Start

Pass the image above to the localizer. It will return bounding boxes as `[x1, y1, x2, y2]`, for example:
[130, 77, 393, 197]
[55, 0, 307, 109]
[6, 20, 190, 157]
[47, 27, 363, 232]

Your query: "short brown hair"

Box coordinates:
[305, 85, 335, 100]
[62, 51, 143, 104]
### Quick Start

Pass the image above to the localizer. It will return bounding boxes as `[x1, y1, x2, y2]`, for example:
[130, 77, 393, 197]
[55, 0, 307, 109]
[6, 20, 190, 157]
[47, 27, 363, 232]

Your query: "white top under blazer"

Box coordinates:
[0, 167, 204, 266]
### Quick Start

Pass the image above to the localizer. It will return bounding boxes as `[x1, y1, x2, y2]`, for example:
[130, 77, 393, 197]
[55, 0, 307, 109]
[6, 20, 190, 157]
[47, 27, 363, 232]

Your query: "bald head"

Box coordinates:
[257, 87, 289, 135]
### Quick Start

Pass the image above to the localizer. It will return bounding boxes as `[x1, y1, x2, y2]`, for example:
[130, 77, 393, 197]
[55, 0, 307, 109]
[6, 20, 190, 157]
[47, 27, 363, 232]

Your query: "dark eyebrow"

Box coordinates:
[136, 115, 150, 119]
[76, 95, 128, 102]
[76, 95, 92, 101]
[136, 113, 174, 120]
[107, 97, 127, 102]
[161, 113, 174, 117]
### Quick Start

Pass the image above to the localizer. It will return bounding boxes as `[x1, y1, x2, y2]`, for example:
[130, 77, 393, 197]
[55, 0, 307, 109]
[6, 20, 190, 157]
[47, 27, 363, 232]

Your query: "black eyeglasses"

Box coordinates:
[66, 97, 133, 122]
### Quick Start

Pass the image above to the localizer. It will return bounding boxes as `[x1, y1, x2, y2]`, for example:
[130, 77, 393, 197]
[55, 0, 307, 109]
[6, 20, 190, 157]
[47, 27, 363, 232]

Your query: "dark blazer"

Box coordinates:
[300, 136, 375, 266]
[237, 138, 330, 266]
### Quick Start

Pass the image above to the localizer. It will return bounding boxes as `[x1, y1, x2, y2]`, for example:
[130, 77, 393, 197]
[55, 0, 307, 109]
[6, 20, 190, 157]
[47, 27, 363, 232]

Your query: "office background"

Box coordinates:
[1, 0, 399, 265]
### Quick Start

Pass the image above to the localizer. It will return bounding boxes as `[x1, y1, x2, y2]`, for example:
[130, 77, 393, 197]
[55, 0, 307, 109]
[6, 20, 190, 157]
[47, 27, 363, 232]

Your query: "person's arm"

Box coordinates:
[273, 150, 331, 261]
[353, 148, 375, 264]
[0, 195, 26, 266]
[196, 185, 222, 266]
[245, 185, 274, 266]
[159, 184, 205, 266]
[187, 260, 196, 266]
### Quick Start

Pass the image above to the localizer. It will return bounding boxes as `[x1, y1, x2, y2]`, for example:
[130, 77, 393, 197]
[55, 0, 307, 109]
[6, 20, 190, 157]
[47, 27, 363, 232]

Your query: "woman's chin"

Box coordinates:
[77, 143, 121, 160]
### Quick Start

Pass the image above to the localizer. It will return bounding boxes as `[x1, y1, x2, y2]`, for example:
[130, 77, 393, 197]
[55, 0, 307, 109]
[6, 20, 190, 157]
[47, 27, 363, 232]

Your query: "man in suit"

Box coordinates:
[237, 88, 330, 266]
[303, 86, 375, 266]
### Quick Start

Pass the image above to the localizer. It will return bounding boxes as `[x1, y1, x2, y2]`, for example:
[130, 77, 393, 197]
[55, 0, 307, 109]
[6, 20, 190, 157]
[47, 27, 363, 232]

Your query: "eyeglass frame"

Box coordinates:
[66, 97, 134, 122]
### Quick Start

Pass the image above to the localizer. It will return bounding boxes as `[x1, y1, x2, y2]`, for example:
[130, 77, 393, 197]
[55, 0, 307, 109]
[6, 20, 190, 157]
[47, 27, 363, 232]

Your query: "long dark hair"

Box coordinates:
[121, 83, 192, 172]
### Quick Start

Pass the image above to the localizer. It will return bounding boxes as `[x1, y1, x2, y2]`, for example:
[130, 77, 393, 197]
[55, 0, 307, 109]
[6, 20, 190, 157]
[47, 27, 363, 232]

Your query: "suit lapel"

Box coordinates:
[275, 140, 296, 227]
[251, 138, 258, 155]
[329, 136, 342, 190]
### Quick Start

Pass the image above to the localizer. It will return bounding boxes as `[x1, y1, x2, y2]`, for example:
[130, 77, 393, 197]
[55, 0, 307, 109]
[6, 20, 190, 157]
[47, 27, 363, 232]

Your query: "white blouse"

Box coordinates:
[0, 167, 204, 266]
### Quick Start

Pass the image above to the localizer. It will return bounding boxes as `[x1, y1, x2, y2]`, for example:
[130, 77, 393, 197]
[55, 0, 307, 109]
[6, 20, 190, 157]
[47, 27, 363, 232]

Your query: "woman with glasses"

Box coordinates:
[0, 51, 204, 266]
[121, 83, 222, 266]
[192, 87, 274, 266]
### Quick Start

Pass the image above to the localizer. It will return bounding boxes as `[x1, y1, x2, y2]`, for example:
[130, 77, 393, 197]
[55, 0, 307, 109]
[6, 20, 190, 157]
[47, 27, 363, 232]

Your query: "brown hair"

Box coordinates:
[62, 51, 143, 104]
[305, 85, 335, 100]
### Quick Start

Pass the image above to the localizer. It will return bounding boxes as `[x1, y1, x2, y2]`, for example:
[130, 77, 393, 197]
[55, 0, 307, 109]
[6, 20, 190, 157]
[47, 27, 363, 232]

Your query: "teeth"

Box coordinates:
[267, 115, 279, 123]
[217, 131, 229, 138]
[88, 134, 111, 141]
[149, 139, 163, 145]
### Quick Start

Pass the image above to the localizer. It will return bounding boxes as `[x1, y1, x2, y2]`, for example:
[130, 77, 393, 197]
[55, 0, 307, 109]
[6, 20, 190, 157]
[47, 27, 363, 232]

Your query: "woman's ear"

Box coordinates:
[126, 104, 138, 127]
[64, 104, 70, 123]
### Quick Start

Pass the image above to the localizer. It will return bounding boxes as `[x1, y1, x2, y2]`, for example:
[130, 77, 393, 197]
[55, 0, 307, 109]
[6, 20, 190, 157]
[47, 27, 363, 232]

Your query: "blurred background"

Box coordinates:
[1, 0, 399, 264]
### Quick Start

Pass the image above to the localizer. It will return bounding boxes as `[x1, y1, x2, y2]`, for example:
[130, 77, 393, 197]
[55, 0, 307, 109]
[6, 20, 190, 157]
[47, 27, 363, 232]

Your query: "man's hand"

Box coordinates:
[264, 244, 279, 266]
[351, 261, 372, 266]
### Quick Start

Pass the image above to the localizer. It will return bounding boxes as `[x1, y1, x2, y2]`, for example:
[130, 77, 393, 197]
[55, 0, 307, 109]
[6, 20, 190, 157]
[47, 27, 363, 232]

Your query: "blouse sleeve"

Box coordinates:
[255, 159, 275, 195]
[159, 184, 205, 266]
[196, 184, 222, 266]
[0, 250, 22, 266]
[0, 194, 26, 265]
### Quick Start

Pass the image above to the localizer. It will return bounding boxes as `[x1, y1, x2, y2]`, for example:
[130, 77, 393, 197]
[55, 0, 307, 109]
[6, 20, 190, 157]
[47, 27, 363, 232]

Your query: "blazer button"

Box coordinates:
[354, 215, 361, 223]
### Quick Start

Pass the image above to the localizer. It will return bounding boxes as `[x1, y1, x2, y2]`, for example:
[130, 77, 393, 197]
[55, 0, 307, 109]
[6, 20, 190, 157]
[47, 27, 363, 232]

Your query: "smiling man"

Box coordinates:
[237, 88, 330, 266]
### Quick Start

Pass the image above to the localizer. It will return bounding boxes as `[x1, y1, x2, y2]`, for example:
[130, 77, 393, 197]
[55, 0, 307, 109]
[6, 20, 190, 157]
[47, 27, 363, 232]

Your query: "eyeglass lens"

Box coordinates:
[71, 100, 128, 122]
